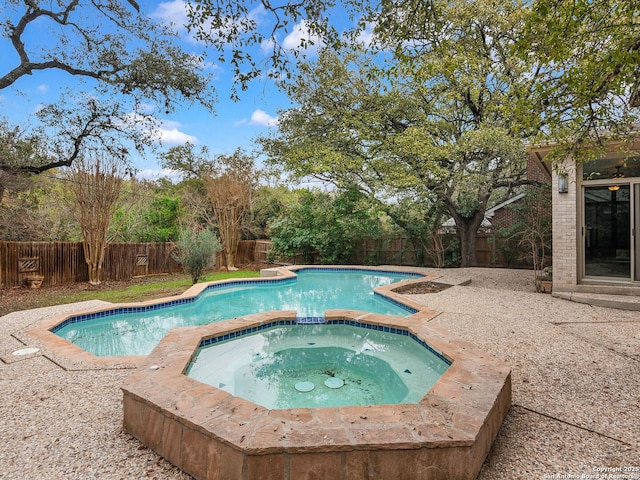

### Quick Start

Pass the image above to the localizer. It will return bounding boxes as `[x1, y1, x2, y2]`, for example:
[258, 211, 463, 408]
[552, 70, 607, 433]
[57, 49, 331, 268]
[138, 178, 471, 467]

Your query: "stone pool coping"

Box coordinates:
[122, 309, 511, 480]
[22, 265, 451, 369]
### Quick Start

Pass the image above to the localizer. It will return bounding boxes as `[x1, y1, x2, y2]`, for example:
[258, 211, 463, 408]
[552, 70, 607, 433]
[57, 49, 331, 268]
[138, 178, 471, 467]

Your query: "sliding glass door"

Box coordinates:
[583, 185, 631, 279]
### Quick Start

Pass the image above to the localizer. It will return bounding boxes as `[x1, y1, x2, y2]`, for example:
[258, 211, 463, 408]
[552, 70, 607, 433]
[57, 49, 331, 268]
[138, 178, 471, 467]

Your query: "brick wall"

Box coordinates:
[552, 161, 579, 290]
[526, 153, 552, 183]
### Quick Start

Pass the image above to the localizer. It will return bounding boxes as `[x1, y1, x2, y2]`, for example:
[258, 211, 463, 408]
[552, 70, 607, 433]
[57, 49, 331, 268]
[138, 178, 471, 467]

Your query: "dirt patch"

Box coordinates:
[392, 281, 452, 294]
[0, 278, 163, 318]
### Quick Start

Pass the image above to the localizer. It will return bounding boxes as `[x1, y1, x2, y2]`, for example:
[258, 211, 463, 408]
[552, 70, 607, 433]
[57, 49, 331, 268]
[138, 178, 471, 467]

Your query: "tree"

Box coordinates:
[204, 149, 256, 270]
[172, 227, 222, 284]
[111, 179, 182, 243]
[261, 37, 540, 266]
[2, 0, 215, 107]
[521, 0, 640, 159]
[159, 144, 217, 231]
[0, 169, 79, 241]
[1, 0, 216, 177]
[1, 96, 156, 189]
[184, 0, 350, 97]
[67, 155, 128, 285]
[496, 184, 552, 290]
[159, 143, 215, 179]
[0, 121, 53, 198]
[245, 185, 295, 239]
[385, 197, 450, 268]
[267, 187, 383, 264]
[182, 0, 640, 139]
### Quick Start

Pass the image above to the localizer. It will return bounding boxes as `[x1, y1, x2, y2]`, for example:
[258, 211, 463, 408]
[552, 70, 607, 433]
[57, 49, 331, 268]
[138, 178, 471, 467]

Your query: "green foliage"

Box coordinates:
[172, 228, 222, 284]
[184, 0, 352, 98]
[0, 169, 79, 241]
[495, 184, 552, 279]
[245, 186, 295, 239]
[1, 0, 216, 111]
[268, 188, 383, 264]
[384, 197, 447, 267]
[159, 143, 215, 179]
[521, 0, 640, 157]
[261, 44, 536, 266]
[442, 235, 462, 268]
[99, 178, 186, 243]
[0, 121, 52, 176]
[123, 195, 181, 242]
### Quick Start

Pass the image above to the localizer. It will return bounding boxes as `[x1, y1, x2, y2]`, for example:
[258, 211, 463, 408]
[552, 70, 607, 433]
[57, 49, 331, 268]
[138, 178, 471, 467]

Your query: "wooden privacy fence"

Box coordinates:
[0, 242, 182, 288]
[256, 234, 534, 269]
[0, 236, 533, 288]
[0, 240, 261, 288]
[216, 240, 257, 267]
[353, 234, 533, 268]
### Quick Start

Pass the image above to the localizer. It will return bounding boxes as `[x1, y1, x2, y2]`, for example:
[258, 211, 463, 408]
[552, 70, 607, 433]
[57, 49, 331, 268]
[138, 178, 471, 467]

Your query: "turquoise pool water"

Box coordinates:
[54, 269, 421, 357]
[186, 323, 450, 409]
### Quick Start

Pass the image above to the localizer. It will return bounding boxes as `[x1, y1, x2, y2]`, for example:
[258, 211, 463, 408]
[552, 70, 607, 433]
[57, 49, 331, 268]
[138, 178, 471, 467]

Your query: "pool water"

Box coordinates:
[54, 269, 419, 357]
[186, 324, 450, 409]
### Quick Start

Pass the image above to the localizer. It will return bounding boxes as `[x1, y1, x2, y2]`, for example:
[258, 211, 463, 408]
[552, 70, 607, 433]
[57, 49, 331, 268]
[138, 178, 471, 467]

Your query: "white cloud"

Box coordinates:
[152, 0, 195, 42]
[37, 84, 49, 94]
[152, 0, 188, 29]
[260, 38, 275, 54]
[152, 1, 265, 49]
[282, 20, 323, 53]
[249, 109, 278, 127]
[355, 22, 377, 47]
[137, 103, 156, 114]
[158, 127, 198, 145]
[131, 113, 199, 146]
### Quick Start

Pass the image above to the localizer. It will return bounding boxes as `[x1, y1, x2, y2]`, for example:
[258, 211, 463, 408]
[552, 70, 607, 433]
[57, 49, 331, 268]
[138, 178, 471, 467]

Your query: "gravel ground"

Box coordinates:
[1, 267, 639, 479]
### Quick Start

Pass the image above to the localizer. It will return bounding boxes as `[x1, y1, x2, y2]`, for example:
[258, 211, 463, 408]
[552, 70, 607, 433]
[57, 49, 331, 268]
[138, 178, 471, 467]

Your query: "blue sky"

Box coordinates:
[0, 0, 335, 180]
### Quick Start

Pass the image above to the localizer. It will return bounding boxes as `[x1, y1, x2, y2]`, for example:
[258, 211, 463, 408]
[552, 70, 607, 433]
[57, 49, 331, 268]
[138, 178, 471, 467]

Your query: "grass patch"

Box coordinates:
[63, 270, 262, 304]
[0, 270, 262, 317]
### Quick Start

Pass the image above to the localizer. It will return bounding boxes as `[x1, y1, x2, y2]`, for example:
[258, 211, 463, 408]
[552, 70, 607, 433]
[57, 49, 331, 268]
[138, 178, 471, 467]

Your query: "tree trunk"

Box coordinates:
[225, 247, 237, 270]
[457, 220, 480, 267]
[445, 199, 488, 268]
[88, 264, 101, 285]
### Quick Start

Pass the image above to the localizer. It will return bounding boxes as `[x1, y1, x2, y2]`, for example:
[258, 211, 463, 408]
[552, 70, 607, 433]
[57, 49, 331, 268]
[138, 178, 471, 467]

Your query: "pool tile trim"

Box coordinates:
[47, 266, 422, 335]
[193, 318, 451, 366]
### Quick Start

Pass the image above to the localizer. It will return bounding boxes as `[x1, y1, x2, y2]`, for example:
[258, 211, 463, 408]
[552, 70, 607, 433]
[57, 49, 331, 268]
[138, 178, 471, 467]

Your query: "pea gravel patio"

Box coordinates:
[1, 268, 638, 479]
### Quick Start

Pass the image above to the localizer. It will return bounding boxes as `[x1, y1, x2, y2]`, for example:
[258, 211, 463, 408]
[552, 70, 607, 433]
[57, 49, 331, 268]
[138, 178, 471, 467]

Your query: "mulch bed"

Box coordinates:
[392, 281, 452, 294]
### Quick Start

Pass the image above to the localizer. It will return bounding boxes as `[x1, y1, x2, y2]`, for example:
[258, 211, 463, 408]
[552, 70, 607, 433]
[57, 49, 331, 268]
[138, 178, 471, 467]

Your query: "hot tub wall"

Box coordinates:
[122, 311, 512, 480]
[123, 392, 511, 480]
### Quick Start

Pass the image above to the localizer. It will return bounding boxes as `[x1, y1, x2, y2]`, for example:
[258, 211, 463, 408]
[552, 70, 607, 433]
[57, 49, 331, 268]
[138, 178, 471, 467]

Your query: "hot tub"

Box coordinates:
[122, 309, 511, 480]
[186, 321, 451, 409]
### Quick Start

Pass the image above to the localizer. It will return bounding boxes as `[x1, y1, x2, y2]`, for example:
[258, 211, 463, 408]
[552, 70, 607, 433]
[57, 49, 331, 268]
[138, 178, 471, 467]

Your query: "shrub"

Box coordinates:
[172, 228, 222, 284]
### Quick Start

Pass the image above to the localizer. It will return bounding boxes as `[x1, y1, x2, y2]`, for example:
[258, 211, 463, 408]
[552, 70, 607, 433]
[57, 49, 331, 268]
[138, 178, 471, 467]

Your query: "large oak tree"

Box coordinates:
[521, 0, 640, 159]
[186, 0, 639, 152]
[261, 0, 544, 267]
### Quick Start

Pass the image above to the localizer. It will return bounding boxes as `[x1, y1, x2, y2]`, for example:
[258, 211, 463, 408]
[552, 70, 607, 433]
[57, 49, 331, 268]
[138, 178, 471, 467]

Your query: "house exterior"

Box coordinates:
[530, 138, 640, 294]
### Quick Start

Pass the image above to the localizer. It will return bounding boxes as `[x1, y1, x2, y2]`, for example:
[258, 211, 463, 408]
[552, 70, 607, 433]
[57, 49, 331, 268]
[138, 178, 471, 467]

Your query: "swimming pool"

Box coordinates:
[52, 268, 422, 357]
